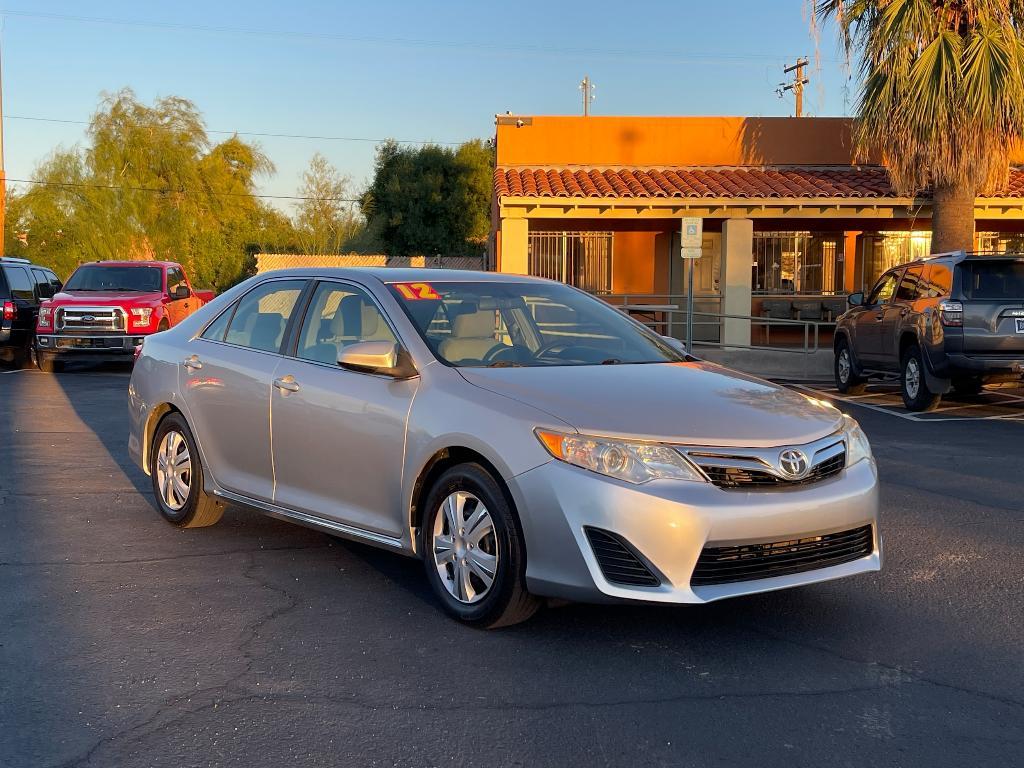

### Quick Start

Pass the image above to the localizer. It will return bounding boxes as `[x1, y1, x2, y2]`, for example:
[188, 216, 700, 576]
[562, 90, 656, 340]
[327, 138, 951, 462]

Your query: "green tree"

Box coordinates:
[815, 0, 1024, 251]
[6, 89, 299, 288]
[293, 153, 363, 254]
[361, 139, 494, 257]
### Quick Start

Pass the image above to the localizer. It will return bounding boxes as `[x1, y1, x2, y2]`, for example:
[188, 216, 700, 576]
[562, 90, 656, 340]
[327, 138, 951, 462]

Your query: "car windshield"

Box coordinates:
[960, 260, 1024, 300]
[387, 280, 685, 367]
[64, 266, 162, 292]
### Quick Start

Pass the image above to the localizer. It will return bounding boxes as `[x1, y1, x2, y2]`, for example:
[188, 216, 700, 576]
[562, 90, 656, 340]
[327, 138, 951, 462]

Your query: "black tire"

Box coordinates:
[150, 412, 224, 528]
[952, 377, 984, 397]
[900, 344, 941, 412]
[37, 354, 62, 374]
[421, 463, 539, 628]
[834, 338, 867, 394]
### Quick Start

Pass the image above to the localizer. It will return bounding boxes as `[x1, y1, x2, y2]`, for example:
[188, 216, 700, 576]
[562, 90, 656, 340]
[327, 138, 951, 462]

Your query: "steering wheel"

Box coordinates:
[481, 344, 518, 363]
[533, 340, 573, 360]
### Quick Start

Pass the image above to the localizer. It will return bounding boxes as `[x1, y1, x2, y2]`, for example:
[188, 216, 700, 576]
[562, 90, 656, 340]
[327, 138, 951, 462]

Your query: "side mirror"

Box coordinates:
[172, 285, 191, 300]
[338, 341, 417, 378]
[847, 292, 864, 307]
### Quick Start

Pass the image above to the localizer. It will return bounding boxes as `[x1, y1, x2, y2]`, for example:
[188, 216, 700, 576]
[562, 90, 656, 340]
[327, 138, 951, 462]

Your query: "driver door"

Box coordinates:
[856, 269, 902, 364]
[270, 280, 418, 537]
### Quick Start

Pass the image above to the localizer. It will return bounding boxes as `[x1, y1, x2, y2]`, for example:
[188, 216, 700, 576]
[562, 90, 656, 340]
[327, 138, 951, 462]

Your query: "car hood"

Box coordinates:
[458, 361, 843, 447]
[48, 290, 163, 306]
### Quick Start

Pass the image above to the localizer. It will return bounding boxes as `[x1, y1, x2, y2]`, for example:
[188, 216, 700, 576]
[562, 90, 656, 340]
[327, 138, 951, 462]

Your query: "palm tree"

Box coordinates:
[815, 0, 1024, 252]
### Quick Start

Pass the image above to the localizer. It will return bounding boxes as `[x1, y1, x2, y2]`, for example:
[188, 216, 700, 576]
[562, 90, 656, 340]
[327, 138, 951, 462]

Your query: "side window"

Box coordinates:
[200, 307, 233, 342]
[296, 283, 397, 365]
[867, 271, 900, 305]
[45, 271, 62, 294]
[167, 268, 187, 296]
[31, 269, 54, 299]
[2, 267, 34, 301]
[895, 266, 924, 302]
[923, 264, 953, 299]
[223, 280, 306, 353]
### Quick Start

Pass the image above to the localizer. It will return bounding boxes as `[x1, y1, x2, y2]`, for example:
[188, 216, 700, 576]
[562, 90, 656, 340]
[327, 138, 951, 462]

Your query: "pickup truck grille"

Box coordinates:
[56, 306, 127, 333]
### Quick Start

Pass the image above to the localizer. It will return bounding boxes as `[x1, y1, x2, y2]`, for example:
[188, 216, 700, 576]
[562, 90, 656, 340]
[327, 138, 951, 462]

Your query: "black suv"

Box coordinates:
[834, 252, 1024, 411]
[0, 257, 62, 367]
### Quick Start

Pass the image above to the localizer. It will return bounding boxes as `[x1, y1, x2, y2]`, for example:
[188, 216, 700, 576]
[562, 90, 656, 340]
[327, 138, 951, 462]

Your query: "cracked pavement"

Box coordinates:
[1, 366, 1022, 767]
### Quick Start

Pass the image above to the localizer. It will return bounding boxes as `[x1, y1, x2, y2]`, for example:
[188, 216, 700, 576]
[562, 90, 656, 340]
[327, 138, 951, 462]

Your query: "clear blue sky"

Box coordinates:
[1, 1, 855, 209]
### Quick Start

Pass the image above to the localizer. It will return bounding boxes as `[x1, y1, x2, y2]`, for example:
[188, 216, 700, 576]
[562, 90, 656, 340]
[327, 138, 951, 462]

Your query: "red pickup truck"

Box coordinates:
[35, 260, 215, 372]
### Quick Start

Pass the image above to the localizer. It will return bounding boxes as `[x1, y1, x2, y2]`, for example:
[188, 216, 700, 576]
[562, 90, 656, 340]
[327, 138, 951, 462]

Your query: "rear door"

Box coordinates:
[1, 266, 37, 345]
[181, 278, 308, 501]
[877, 265, 925, 365]
[957, 259, 1024, 354]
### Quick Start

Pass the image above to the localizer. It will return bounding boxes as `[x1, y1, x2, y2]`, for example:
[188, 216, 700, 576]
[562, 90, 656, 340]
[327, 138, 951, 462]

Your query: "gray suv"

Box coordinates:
[834, 252, 1024, 410]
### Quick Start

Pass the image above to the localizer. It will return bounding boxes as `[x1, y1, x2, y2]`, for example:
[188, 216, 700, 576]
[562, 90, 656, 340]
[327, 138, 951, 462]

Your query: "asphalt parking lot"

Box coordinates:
[2, 366, 1023, 767]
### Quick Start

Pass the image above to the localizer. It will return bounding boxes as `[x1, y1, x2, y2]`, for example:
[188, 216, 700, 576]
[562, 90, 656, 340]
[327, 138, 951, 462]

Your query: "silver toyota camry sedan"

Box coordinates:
[128, 269, 881, 627]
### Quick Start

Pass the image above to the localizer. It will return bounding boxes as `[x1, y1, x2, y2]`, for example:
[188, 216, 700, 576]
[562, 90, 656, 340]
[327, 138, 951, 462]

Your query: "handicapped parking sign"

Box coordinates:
[680, 217, 703, 258]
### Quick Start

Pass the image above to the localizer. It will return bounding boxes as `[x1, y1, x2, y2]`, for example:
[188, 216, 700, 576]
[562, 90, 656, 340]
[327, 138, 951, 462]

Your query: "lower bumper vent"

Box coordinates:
[690, 525, 874, 586]
[585, 527, 660, 587]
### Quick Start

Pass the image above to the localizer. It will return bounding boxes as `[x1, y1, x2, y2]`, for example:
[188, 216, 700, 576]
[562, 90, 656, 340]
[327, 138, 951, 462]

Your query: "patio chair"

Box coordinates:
[821, 298, 848, 323]
[760, 300, 793, 345]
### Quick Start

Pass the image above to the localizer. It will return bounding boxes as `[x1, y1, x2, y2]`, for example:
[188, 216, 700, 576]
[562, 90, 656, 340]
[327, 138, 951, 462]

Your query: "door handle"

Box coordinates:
[273, 376, 300, 393]
[183, 355, 203, 370]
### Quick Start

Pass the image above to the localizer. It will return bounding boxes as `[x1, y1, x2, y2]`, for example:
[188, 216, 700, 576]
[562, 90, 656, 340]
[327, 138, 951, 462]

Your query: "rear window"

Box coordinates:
[960, 261, 1024, 300]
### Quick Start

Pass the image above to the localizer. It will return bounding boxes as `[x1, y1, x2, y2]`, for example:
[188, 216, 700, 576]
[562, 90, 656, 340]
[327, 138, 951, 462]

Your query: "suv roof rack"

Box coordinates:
[924, 250, 1024, 260]
[0, 256, 31, 264]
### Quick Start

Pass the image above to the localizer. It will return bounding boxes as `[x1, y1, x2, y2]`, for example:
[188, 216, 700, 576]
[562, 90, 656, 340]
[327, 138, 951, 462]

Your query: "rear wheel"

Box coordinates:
[900, 344, 941, 412]
[421, 463, 539, 628]
[834, 339, 867, 394]
[150, 412, 223, 528]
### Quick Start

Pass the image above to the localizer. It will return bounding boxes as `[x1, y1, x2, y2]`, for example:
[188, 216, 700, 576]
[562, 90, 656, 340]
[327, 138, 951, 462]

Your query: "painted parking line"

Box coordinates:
[786, 382, 1024, 423]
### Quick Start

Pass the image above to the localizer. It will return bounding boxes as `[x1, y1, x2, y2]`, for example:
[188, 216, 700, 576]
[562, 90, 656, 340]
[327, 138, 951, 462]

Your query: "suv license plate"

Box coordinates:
[1017, 318, 1024, 333]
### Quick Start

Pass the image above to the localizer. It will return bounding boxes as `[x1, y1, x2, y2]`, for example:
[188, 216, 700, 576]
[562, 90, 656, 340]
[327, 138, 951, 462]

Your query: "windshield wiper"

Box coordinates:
[600, 358, 623, 365]
[485, 360, 525, 368]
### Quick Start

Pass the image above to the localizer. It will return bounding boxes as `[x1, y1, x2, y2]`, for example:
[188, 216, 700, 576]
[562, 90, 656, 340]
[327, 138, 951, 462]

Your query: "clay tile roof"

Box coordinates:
[493, 166, 1024, 200]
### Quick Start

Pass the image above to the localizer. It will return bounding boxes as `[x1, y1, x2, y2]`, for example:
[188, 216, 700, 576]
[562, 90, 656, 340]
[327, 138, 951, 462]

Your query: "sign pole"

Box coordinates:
[679, 217, 703, 356]
[686, 256, 694, 354]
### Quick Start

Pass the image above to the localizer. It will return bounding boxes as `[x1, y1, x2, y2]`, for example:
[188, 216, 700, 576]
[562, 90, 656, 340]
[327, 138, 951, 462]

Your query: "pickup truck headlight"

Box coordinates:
[842, 414, 873, 466]
[535, 429, 705, 484]
[37, 307, 53, 329]
[130, 307, 153, 327]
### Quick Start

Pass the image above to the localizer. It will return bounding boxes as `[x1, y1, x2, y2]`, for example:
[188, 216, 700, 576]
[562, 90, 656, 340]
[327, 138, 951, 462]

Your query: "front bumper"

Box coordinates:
[509, 457, 880, 604]
[36, 334, 146, 360]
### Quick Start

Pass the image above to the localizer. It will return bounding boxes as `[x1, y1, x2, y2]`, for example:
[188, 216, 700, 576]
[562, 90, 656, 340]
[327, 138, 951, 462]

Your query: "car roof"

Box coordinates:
[254, 267, 556, 285]
[82, 260, 178, 268]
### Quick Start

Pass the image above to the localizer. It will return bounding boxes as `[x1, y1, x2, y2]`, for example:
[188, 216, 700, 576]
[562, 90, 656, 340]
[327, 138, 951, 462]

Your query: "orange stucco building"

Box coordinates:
[490, 115, 1024, 344]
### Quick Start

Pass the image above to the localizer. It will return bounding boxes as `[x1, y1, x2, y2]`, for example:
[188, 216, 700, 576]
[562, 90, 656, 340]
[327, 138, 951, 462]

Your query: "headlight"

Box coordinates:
[130, 307, 153, 327]
[842, 414, 873, 466]
[535, 429, 705, 484]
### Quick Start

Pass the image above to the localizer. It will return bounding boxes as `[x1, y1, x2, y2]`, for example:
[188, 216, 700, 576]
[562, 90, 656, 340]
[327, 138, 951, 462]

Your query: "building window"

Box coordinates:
[859, 231, 932, 292]
[752, 232, 843, 295]
[528, 231, 612, 293]
[976, 232, 1024, 253]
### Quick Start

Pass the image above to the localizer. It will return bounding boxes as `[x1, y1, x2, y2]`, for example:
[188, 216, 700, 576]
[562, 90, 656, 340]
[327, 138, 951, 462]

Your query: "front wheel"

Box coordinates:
[901, 344, 941, 412]
[834, 339, 867, 394]
[421, 464, 539, 628]
[37, 353, 62, 374]
[150, 412, 223, 528]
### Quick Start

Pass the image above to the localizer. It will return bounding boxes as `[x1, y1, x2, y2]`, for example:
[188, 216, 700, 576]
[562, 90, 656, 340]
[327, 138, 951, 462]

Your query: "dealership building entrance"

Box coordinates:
[491, 115, 1024, 346]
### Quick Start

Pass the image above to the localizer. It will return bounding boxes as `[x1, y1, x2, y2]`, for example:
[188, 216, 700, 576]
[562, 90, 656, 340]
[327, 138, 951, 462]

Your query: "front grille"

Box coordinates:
[699, 449, 846, 488]
[585, 528, 660, 587]
[56, 306, 126, 333]
[690, 525, 874, 586]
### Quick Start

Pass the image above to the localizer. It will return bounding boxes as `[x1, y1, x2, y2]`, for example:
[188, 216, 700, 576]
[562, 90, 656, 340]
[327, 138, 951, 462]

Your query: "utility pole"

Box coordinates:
[579, 75, 595, 116]
[776, 58, 809, 118]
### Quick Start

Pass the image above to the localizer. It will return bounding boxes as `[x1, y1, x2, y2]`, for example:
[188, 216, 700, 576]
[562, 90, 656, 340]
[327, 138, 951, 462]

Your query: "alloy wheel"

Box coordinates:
[155, 430, 192, 511]
[838, 349, 851, 384]
[432, 491, 499, 604]
[905, 358, 921, 399]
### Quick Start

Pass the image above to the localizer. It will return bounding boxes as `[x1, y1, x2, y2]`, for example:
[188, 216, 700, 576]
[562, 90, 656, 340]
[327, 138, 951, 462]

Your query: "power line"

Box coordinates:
[3, 114, 466, 145]
[0, 9, 833, 64]
[6, 177, 361, 202]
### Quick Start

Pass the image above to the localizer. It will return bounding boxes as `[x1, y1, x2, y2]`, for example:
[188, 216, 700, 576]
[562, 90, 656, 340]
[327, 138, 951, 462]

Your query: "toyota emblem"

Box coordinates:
[778, 448, 809, 479]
